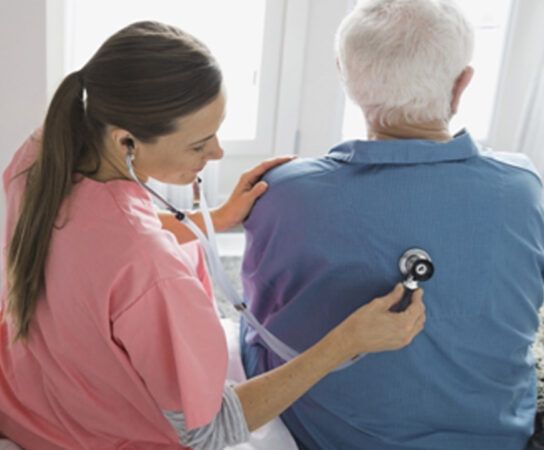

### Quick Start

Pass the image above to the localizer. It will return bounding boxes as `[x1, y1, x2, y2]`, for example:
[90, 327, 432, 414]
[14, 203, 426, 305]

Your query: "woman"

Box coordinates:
[0, 21, 425, 449]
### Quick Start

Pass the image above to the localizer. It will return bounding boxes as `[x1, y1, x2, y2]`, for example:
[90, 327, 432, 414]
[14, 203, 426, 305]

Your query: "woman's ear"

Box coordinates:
[109, 128, 136, 156]
[451, 66, 474, 115]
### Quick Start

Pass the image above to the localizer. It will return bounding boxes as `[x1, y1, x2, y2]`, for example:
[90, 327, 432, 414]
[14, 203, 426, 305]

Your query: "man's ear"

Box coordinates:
[450, 66, 474, 116]
[337, 57, 348, 81]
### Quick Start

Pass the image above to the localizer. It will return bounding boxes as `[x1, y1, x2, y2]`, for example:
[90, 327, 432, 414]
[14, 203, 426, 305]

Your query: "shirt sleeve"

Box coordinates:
[163, 384, 250, 450]
[112, 275, 228, 429]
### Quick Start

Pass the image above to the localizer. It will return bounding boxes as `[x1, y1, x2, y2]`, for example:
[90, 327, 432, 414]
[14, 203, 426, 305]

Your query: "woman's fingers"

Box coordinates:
[248, 180, 269, 200]
[382, 287, 425, 347]
[340, 286, 427, 356]
[403, 313, 426, 345]
[403, 290, 425, 320]
[414, 313, 426, 333]
[399, 291, 426, 343]
[242, 155, 296, 186]
[374, 283, 405, 310]
[367, 284, 425, 321]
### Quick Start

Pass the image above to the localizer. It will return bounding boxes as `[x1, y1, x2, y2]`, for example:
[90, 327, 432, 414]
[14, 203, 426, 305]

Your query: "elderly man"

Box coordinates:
[240, 0, 544, 449]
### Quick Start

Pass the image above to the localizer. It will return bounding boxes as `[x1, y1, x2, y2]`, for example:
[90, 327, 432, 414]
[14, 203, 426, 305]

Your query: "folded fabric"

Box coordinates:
[221, 319, 298, 450]
[0, 439, 23, 450]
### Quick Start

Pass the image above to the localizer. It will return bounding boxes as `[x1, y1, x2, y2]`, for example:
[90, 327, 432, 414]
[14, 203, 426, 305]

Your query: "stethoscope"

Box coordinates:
[122, 139, 434, 370]
[391, 249, 434, 312]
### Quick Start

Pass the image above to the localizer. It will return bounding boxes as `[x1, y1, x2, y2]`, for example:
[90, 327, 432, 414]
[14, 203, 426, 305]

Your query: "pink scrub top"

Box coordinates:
[0, 131, 228, 449]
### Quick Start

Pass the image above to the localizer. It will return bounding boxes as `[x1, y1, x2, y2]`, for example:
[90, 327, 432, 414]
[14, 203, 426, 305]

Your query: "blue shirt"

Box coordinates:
[240, 131, 544, 450]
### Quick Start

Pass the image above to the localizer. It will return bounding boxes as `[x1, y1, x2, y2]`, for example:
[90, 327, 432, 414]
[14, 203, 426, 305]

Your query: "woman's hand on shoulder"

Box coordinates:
[212, 155, 296, 231]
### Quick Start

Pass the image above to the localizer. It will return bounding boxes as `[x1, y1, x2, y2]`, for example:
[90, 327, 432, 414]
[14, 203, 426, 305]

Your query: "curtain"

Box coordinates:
[518, 47, 544, 176]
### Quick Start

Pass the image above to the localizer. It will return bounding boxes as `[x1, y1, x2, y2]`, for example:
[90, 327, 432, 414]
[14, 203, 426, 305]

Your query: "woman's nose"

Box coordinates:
[206, 138, 224, 161]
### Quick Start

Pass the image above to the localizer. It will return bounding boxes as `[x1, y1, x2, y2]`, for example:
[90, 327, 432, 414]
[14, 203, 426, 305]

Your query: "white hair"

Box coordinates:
[335, 0, 474, 125]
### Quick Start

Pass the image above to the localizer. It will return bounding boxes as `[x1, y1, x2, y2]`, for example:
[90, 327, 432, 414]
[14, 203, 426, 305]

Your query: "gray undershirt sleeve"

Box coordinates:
[162, 384, 250, 450]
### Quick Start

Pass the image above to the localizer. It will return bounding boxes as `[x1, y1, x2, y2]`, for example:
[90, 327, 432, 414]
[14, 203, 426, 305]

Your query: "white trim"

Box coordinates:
[273, 0, 311, 155]
[218, 0, 312, 203]
[223, 0, 287, 156]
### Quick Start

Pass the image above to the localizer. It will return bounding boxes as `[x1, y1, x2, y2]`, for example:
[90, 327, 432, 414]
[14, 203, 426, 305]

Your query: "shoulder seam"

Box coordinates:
[266, 157, 345, 190]
[480, 153, 542, 186]
[112, 274, 202, 322]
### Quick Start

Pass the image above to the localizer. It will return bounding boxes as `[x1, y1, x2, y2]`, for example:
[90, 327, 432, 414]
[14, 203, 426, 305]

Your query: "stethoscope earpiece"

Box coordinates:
[121, 137, 136, 161]
[121, 137, 135, 150]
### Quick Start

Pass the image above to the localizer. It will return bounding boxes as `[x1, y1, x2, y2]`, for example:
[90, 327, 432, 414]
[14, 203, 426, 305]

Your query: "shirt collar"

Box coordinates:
[327, 129, 479, 165]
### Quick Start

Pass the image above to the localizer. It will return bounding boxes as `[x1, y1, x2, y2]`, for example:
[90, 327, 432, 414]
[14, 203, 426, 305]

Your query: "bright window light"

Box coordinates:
[64, 0, 267, 141]
[342, 0, 513, 142]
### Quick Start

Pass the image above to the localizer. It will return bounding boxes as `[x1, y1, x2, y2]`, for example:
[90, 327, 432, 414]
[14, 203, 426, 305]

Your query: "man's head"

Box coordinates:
[335, 0, 474, 127]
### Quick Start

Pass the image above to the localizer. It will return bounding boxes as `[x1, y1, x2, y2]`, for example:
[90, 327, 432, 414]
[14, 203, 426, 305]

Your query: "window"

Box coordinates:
[46, 0, 518, 208]
[50, 0, 287, 207]
[341, 0, 514, 143]
[56, 0, 285, 155]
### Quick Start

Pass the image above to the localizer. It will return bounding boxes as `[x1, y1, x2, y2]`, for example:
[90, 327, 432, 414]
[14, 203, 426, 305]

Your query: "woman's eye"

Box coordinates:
[192, 145, 205, 152]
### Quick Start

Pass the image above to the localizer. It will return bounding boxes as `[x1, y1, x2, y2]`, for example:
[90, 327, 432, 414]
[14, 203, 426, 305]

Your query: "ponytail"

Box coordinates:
[5, 21, 222, 341]
[6, 71, 85, 341]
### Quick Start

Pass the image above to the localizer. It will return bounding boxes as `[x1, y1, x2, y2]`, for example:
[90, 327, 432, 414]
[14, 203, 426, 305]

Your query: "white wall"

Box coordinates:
[0, 0, 48, 266]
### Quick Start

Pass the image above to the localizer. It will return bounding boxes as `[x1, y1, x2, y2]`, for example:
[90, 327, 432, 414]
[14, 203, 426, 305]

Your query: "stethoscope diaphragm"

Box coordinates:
[391, 248, 434, 312]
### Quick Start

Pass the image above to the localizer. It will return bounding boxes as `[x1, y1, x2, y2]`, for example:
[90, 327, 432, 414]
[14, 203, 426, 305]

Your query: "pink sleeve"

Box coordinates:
[112, 276, 228, 429]
[179, 241, 213, 298]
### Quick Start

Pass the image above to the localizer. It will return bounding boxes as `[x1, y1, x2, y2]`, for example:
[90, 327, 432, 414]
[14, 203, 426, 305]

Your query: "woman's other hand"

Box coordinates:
[212, 155, 296, 231]
[336, 284, 426, 359]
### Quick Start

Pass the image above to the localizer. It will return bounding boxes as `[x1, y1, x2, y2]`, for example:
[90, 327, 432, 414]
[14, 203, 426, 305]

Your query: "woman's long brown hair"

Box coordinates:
[6, 21, 222, 340]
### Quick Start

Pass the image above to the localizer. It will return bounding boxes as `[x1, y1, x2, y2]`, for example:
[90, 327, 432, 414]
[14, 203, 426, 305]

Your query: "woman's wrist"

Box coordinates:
[210, 207, 235, 232]
[320, 324, 357, 367]
[235, 324, 353, 431]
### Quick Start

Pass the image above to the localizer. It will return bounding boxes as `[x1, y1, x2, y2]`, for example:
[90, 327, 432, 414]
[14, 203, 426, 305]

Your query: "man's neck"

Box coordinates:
[367, 119, 452, 142]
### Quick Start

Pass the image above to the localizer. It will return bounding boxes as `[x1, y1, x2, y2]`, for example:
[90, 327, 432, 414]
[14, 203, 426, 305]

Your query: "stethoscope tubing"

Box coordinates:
[125, 154, 341, 365]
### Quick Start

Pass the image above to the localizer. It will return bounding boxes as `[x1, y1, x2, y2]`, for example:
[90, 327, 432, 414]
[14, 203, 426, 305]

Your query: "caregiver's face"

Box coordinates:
[136, 90, 226, 185]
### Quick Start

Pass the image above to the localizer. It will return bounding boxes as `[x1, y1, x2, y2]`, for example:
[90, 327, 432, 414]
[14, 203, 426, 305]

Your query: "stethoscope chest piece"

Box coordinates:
[399, 248, 434, 286]
[391, 248, 434, 312]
